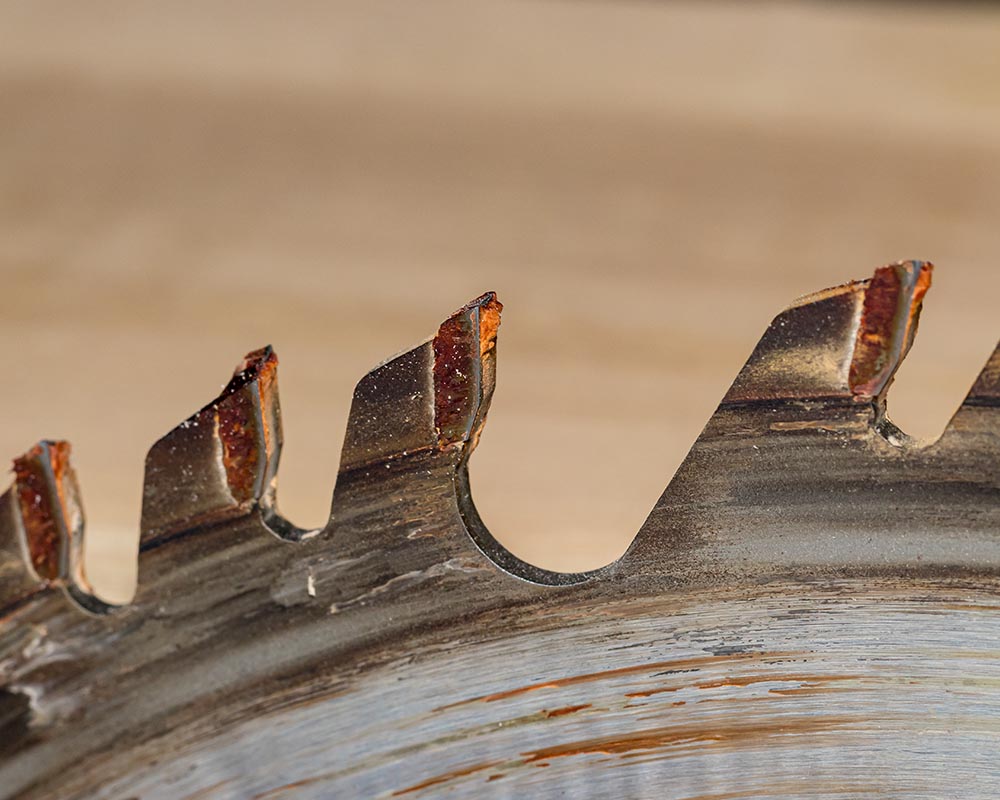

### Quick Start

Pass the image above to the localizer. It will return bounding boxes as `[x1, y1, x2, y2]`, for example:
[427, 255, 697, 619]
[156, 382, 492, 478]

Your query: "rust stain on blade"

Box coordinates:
[693, 673, 861, 690]
[543, 703, 592, 718]
[520, 715, 856, 763]
[392, 761, 501, 796]
[849, 261, 932, 399]
[435, 651, 800, 711]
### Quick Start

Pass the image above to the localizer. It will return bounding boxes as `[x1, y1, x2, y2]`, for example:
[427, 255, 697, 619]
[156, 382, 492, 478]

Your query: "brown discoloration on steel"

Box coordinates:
[693, 673, 861, 690]
[432, 292, 502, 449]
[625, 686, 681, 698]
[520, 716, 856, 763]
[849, 261, 932, 399]
[767, 684, 849, 697]
[393, 761, 501, 796]
[12, 441, 71, 581]
[214, 347, 278, 505]
[436, 652, 797, 710]
[543, 703, 592, 718]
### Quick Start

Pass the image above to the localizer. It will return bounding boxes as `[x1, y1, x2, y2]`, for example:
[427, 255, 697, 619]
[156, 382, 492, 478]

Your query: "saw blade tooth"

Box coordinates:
[938, 341, 1000, 444]
[723, 260, 932, 413]
[331, 292, 596, 586]
[962, 342, 1000, 406]
[140, 345, 313, 548]
[336, 292, 502, 475]
[0, 441, 112, 614]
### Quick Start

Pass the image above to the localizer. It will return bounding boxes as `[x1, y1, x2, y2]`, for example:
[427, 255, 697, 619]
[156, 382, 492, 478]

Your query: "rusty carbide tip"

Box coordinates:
[849, 260, 933, 401]
[5, 440, 109, 611]
[140, 345, 301, 545]
[12, 440, 75, 582]
[433, 292, 503, 452]
[215, 346, 280, 507]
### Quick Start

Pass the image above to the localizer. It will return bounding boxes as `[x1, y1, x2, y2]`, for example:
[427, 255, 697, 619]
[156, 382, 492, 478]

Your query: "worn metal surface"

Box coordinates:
[1, 261, 998, 798]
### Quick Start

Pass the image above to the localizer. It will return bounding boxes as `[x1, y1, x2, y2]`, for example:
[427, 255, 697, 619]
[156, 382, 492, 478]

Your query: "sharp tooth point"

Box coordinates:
[219, 345, 279, 401]
[849, 260, 933, 400]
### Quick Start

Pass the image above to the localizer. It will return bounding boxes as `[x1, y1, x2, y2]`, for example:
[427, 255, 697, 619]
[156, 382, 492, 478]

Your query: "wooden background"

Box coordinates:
[2, 0, 999, 602]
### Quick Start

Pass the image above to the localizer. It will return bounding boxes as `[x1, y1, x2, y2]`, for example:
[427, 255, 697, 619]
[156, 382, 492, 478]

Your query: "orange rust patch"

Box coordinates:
[768, 684, 850, 697]
[625, 686, 680, 698]
[435, 651, 799, 711]
[432, 292, 501, 448]
[214, 347, 278, 504]
[520, 716, 854, 763]
[694, 673, 860, 690]
[393, 761, 500, 796]
[544, 703, 592, 718]
[849, 261, 932, 398]
[12, 441, 72, 581]
[478, 296, 502, 357]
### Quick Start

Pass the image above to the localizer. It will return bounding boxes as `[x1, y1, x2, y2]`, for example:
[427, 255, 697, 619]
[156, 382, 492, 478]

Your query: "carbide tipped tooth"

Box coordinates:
[723, 260, 932, 410]
[0, 441, 108, 614]
[140, 345, 293, 546]
[337, 293, 502, 474]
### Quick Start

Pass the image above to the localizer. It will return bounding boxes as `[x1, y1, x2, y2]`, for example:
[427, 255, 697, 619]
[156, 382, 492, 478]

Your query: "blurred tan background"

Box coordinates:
[1, 0, 999, 603]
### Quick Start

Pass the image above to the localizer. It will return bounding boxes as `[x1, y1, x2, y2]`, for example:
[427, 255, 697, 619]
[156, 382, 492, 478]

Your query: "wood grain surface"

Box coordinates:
[2, 0, 999, 602]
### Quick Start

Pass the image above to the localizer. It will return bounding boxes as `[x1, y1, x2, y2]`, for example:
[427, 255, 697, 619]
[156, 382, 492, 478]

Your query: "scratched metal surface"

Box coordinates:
[0, 263, 998, 798]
